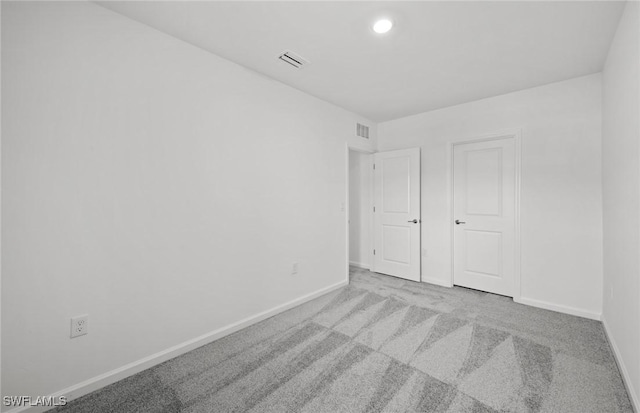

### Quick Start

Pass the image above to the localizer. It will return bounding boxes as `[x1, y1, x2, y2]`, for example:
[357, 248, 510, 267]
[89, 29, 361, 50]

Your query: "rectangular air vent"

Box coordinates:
[278, 50, 309, 69]
[356, 123, 370, 139]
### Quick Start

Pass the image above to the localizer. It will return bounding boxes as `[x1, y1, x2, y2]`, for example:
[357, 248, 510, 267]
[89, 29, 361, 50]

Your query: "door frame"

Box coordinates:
[447, 129, 522, 301]
[346, 144, 375, 281]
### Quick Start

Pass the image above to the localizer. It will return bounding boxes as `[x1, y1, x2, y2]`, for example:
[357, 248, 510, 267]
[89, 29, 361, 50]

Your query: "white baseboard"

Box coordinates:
[421, 276, 453, 288]
[348, 261, 370, 270]
[515, 296, 601, 320]
[5, 280, 348, 413]
[602, 315, 639, 413]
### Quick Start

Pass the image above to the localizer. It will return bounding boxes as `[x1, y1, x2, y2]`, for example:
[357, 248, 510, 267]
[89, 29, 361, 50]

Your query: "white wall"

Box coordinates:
[348, 130, 376, 154]
[602, 1, 640, 409]
[1, 1, 373, 406]
[378, 74, 603, 319]
[348, 150, 372, 268]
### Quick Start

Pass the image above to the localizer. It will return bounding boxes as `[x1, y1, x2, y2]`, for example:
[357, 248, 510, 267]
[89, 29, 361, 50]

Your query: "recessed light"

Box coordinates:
[373, 19, 393, 34]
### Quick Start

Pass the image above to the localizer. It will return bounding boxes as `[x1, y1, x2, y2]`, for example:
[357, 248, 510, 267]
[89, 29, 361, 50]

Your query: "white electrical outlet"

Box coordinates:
[70, 314, 89, 338]
[291, 262, 299, 275]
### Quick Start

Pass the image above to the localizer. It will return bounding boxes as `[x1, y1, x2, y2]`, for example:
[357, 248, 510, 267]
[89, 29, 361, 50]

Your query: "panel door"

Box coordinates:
[373, 148, 421, 281]
[453, 138, 516, 296]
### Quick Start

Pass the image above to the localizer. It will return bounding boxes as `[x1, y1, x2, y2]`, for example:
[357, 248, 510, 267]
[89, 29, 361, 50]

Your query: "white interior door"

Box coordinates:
[453, 138, 516, 296]
[373, 148, 421, 281]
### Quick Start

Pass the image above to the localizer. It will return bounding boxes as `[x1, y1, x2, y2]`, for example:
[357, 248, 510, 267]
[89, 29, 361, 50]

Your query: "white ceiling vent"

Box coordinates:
[356, 123, 370, 139]
[278, 50, 309, 69]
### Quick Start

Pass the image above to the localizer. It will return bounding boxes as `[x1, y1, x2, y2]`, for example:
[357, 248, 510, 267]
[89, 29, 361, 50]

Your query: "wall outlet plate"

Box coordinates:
[70, 314, 89, 338]
[291, 262, 299, 275]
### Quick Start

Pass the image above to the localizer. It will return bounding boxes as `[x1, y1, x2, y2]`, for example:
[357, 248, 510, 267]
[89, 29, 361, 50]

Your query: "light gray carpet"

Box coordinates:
[55, 267, 633, 412]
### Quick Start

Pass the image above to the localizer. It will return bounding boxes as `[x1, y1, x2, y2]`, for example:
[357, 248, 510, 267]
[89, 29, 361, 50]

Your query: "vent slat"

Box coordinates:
[356, 123, 370, 139]
[277, 50, 309, 69]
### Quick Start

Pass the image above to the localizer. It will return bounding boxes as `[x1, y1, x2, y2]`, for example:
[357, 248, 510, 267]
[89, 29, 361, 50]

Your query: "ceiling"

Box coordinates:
[97, 1, 626, 122]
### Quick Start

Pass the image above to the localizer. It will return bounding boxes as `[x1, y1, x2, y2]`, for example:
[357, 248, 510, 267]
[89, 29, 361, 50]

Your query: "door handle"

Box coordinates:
[455, 219, 466, 225]
[408, 219, 419, 224]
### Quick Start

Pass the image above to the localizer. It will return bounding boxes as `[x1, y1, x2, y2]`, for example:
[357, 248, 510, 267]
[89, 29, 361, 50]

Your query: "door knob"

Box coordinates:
[408, 219, 419, 223]
[455, 219, 466, 225]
